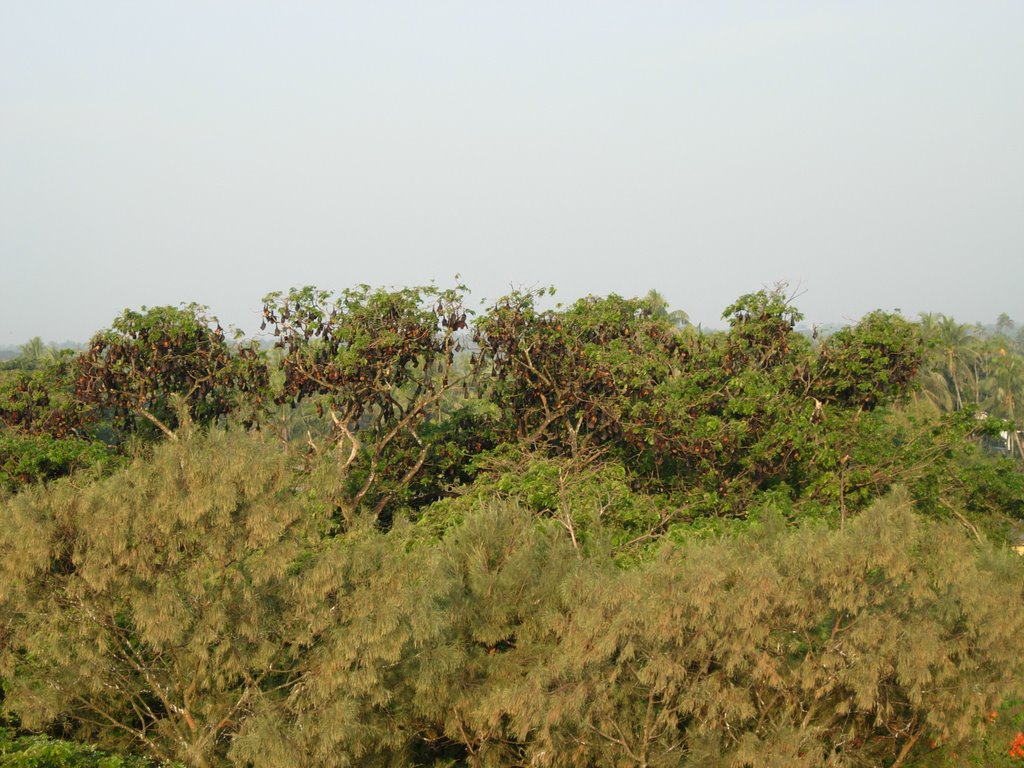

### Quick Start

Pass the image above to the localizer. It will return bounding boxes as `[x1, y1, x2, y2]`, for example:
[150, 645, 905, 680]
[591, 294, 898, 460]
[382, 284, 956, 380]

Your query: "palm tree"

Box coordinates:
[985, 344, 1021, 420]
[914, 368, 955, 413]
[917, 313, 986, 411]
[642, 289, 689, 330]
[936, 316, 976, 411]
[19, 336, 53, 363]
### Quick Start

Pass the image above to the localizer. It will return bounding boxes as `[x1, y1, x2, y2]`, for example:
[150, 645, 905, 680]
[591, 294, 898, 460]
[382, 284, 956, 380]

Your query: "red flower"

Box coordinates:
[1010, 731, 1024, 759]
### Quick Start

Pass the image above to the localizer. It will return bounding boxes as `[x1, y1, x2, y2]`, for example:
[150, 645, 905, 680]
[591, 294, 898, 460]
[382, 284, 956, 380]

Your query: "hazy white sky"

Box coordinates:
[2, 1, 1022, 344]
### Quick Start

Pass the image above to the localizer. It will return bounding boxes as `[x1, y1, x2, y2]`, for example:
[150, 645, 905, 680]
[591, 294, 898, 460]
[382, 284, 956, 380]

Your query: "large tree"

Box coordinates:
[0, 425, 323, 767]
[261, 283, 472, 523]
[75, 305, 268, 440]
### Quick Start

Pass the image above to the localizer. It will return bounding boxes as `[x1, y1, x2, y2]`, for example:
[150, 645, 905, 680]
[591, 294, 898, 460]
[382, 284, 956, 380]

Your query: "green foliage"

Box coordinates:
[945, 698, 1024, 767]
[0, 728, 163, 767]
[0, 357, 93, 439]
[722, 286, 805, 370]
[0, 434, 115, 492]
[955, 453, 1024, 520]
[0, 358, 115, 492]
[815, 310, 924, 410]
[391, 402, 502, 513]
[418, 445, 664, 559]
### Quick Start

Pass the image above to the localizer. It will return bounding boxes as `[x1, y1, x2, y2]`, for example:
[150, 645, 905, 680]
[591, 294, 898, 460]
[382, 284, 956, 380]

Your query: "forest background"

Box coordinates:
[1, 283, 1023, 768]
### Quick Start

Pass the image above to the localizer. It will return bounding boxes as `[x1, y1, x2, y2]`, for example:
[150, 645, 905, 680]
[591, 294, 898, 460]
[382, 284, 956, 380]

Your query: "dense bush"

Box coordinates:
[0, 424, 1021, 767]
[0, 727, 163, 767]
[0, 433, 115, 492]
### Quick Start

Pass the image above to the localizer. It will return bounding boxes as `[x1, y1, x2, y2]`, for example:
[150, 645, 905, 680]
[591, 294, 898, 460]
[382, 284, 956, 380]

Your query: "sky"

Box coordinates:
[1, 1, 1022, 344]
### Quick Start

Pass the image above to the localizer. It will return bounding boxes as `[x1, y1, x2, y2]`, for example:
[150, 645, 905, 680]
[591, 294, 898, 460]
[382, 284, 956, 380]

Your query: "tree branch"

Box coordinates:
[135, 406, 178, 441]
